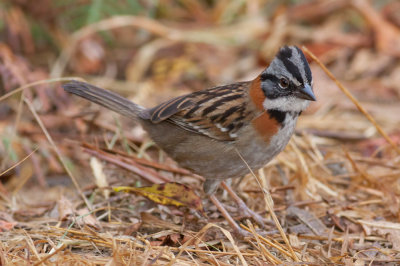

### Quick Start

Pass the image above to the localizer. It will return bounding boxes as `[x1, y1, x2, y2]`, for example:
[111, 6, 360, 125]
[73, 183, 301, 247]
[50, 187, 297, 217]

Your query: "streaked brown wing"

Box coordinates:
[146, 82, 256, 141]
[147, 94, 195, 123]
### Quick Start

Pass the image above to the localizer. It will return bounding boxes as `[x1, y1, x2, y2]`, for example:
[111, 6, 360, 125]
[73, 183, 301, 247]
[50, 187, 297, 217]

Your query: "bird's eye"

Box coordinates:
[279, 77, 289, 88]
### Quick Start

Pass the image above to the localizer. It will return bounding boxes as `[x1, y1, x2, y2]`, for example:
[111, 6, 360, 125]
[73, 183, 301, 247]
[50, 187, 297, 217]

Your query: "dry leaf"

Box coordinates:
[114, 182, 204, 215]
[57, 195, 75, 221]
[90, 157, 109, 199]
[288, 206, 327, 236]
[0, 220, 17, 231]
[76, 208, 101, 230]
[359, 220, 400, 249]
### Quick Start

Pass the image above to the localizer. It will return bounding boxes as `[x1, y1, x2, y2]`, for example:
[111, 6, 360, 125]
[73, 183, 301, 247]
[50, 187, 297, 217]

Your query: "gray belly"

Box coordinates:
[141, 116, 297, 180]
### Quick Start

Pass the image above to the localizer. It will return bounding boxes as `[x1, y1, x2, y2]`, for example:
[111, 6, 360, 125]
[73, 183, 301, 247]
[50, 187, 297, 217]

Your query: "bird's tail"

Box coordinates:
[63, 81, 144, 120]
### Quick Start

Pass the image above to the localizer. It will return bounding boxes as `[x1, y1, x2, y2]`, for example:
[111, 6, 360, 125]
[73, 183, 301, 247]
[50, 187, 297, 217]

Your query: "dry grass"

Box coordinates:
[1, 1, 400, 265]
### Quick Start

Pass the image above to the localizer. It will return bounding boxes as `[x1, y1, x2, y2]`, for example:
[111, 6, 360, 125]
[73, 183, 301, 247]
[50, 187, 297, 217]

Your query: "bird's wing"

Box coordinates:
[145, 82, 256, 141]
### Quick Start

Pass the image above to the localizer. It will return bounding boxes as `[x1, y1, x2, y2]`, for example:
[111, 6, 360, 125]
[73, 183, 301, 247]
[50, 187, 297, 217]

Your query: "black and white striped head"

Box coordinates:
[260, 46, 315, 112]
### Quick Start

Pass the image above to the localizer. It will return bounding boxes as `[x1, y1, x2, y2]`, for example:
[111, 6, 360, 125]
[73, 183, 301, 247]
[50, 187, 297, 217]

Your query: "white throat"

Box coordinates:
[262, 97, 310, 112]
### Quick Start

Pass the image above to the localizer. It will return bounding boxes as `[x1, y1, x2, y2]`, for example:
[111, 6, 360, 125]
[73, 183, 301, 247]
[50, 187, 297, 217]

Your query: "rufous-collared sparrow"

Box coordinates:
[63, 45, 315, 234]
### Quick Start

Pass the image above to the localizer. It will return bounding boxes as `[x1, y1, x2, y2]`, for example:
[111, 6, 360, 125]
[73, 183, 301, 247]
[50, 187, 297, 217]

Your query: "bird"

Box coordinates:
[63, 45, 315, 235]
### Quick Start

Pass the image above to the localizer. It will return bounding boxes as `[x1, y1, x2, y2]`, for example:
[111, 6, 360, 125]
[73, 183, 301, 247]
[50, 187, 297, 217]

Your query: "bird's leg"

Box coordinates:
[208, 194, 249, 237]
[221, 181, 265, 227]
[204, 179, 249, 236]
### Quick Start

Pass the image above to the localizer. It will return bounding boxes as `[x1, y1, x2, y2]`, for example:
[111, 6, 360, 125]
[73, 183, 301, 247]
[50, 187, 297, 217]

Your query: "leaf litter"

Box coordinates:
[1, 0, 400, 265]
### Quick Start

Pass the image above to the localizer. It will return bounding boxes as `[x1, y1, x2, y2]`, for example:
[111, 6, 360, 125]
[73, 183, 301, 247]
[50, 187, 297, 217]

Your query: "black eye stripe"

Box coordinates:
[260, 73, 292, 99]
[260, 73, 279, 82]
[261, 73, 292, 88]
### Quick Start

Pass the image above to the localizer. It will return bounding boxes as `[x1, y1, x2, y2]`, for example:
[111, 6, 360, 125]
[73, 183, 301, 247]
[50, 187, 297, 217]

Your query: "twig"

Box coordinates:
[0, 77, 91, 208]
[0, 77, 83, 102]
[24, 98, 92, 210]
[240, 224, 294, 259]
[235, 149, 300, 262]
[33, 243, 66, 266]
[167, 222, 248, 265]
[302, 46, 400, 154]
[82, 142, 195, 177]
[83, 147, 170, 183]
[0, 147, 38, 177]
[246, 220, 282, 264]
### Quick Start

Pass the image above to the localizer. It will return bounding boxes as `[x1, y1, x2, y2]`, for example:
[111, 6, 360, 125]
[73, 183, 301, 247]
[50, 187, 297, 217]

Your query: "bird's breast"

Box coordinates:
[236, 112, 298, 171]
[251, 112, 280, 142]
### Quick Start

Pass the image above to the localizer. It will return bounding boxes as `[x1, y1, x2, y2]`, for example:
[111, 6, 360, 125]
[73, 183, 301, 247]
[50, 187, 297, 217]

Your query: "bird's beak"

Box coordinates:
[295, 84, 316, 101]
